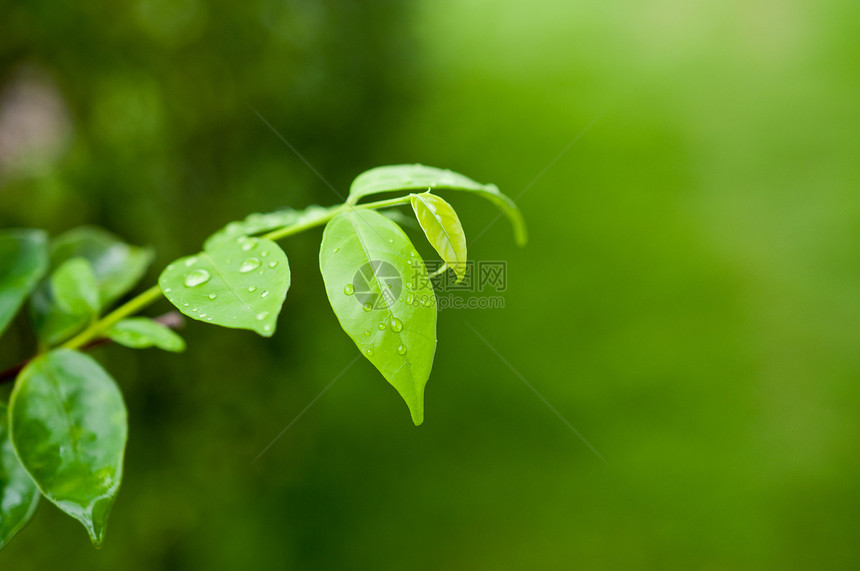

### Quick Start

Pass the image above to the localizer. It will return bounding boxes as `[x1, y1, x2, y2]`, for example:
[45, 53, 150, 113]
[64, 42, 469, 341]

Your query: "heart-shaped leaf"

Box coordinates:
[159, 236, 290, 337]
[51, 257, 100, 317]
[107, 317, 185, 352]
[410, 193, 468, 282]
[319, 209, 437, 425]
[0, 403, 40, 550]
[9, 349, 127, 547]
[0, 229, 48, 337]
[348, 163, 526, 245]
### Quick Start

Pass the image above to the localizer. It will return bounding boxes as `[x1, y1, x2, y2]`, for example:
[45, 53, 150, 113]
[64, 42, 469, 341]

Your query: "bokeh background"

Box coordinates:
[2, 0, 859, 568]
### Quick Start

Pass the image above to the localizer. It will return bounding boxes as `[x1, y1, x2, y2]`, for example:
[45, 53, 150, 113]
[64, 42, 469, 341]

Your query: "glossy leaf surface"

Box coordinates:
[30, 227, 153, 345]
[9, 349, 127, 546]
[410, 193, 468, 282]
[348, 163, 526, 245]
[319, 209, 437, 425]
[0, 403, 40, 550]
[159, 236, 290, 336]
[107, 318, 185, 352]
[0, 229, 48, 337]
[50, 257, 99, 317]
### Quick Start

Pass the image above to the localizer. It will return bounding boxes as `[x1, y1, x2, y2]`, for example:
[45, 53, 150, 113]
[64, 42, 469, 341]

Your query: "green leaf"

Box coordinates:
[0, 229, 48, 338]
[159, 236, 290, 337]
[106, 317, 185, 352]
[204, 205, 330, 249]
[30, 227, 154, 346]
[348, 163, 527, 245]
[0, 403, 40, 550]
[410, 193, 468, 283]
[319, 209, 437, 425]
[50, 257, 100, 317]
[9, 349, 127, 547]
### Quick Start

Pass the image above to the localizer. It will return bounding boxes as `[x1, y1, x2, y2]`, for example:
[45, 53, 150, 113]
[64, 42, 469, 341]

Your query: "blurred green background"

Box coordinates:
[2, 0, 859, 568]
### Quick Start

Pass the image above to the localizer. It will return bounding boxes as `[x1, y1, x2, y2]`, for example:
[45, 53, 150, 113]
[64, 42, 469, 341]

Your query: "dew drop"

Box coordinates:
[397, 345, 407, 355]
[388, 239, 394, 244]
[363, 330, 371, 337]
[406, 293, 415, 304]
[332, 247, 340, 253]
[164, 287, 172, 293]
[256, 311, 269, 321]
[261, 250, 269, 257]
[263, 324, 272, 333]
[261, 290, 269, 298]
[268, 261, 279, 268]
[199, 313, 207, 318]
[344, 284, 355, 295]
[191, 307, 199, 312]
[377, 322, 386, 331]
[208, 293, 217, 300]
[183, 302, 190, 307]
[239, 258, 261, 273]
[241, 240, 256, 252]
[184, 269, 211, 287]
[362, 303, 373, 312]
[389, 317, 403, 332]
[365, 348, 373, 356]
[406, 281, 413, 289]
[248, 286, 257, 292]
[184, 257, 198, 267]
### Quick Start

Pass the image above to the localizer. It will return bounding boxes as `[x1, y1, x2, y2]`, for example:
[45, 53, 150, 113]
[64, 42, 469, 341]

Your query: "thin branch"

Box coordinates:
[0, 311, 185, 385]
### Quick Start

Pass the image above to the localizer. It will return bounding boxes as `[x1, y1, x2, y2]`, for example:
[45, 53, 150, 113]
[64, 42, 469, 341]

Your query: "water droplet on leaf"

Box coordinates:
[397, 345, 407, 355]
[390, 318, 403, 332]
[184, 269, 211, 287]
[256, 311, 269, 321]
[344, 284, 355, 295]
[239, 258, 261, 273]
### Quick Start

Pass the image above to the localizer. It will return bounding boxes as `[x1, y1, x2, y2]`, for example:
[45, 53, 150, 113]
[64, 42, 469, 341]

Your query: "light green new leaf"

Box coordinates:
[0, 229, 48, 338]
[51, 257, 100, 317]
[319, 209, 437, 425]
[348, 163, 526, 245]
[9, 349, 127, 547]
[0, 403, 40, 550]
[159, 236, 290, 337]
[410, 193, 468, 283]
[30, 227, 154, 346]
[107, 317, 185, 352]
[204, 205, 329, 249]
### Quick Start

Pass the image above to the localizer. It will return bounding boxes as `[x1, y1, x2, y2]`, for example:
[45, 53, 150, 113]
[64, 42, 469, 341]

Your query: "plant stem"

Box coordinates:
[61, 285, 164, 350]
[54, 195, 413, 354]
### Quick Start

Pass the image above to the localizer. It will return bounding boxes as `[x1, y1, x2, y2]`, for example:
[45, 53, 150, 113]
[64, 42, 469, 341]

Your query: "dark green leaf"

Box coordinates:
[0, 403, 40, 550]
[159, 236, 290, 337]
[30, 227, 154, 346]
[0, 229, 48, 338]
[348, 164, 527, 245]
[410, 193, 468, 282]
[50, 257, 100, 317]
[319, 209, 437, 425]
[204, 205, 329, 249]
[9, 349, 127, 547]
[107, 318, 185, 352]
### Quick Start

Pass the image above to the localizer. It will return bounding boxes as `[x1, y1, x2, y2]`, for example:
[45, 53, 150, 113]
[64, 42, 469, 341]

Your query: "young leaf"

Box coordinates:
[348, 164, 527, 246]
[30, 227, 154, 346]
[203, 205, 331, 249]
[9, 349, 128, 547]
[50, 257, 100, 317]
[0, 229, 48, 337]
[410, 193, 468, 283]
[159, 236, 290, 337]
[0, 403, 40, 550]
[107, 317, 185, 352]
[319, 209, 437, 425]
